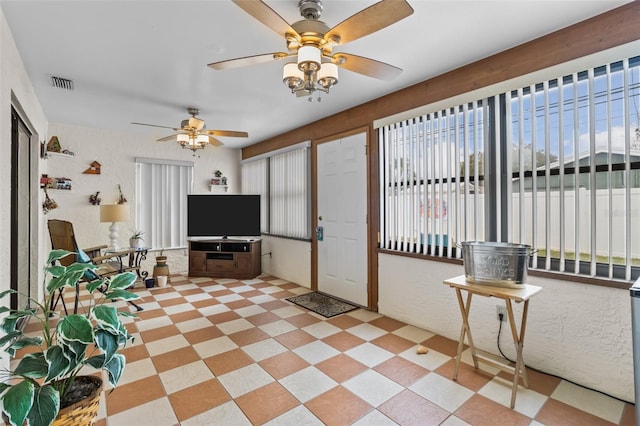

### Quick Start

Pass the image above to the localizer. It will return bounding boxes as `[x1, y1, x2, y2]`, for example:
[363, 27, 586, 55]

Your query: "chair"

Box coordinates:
[47, 219, 143, 313]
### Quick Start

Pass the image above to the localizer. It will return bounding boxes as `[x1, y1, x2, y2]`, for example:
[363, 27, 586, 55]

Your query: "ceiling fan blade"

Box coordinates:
[332, 53, 402, 81]
[156, 134, 182, 142]
[208, 52, 290, 70]
[131, 122, 179, 131]
[232, 0, 299, 40]
[207, 136, 224, 147]
[325, 0, 414, 45]
[206, 130, 248, 138]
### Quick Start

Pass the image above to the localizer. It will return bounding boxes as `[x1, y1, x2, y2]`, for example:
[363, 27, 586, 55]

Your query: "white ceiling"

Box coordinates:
[1, 0, 632, 149]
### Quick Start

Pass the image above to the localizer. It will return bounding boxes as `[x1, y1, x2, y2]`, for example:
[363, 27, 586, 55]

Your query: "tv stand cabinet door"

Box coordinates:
[189, 251, 206, 274]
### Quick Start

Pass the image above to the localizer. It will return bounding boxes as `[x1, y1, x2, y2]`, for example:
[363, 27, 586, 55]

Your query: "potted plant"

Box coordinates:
[129, 230, 144, 248]
[0, 249, 139, 426]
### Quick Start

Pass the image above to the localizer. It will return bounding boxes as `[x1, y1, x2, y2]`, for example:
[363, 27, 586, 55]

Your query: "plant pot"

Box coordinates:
[54, 376, 102, 426]
[155, 255, 167, 266]
[145, 278, 155, 288]
[129, 238, 142, 248]
[3, 376, 102, 426]
[156, 276, 168, 287]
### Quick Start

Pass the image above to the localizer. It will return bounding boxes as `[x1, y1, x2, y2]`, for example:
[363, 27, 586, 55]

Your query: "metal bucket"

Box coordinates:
[460, 241, 533, 288]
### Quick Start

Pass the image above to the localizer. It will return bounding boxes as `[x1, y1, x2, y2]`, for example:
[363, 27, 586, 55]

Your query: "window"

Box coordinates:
[379, 100, 488, 258]
[380, 54, 640, 281]
[241, 142, 311, 240]
[506, 56, 640, 280]
[135, 158, 193, 250]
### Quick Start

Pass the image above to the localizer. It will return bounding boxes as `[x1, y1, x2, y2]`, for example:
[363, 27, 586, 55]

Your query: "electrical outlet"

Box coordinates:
[496, 305, 507, 321]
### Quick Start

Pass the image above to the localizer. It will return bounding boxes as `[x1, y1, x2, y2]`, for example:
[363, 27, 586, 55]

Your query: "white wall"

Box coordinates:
[44, 122, 242, 275]
[261, 235, 311, 288]
[378, 253, 633, 402]
[0, 8, 49, 371]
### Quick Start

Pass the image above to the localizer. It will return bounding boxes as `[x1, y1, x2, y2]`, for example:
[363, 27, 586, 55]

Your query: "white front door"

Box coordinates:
[317, 132, 367, 306]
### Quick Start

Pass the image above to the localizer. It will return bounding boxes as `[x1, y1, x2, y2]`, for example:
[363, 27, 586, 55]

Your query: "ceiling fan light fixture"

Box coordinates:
[317, 62, 338, 89]
[177, 134, 189, 147]
[188, 117, 205, 130]
[297, 45, 321, 73]
[283, 62, 304, 90]
[196, 134, 209, 145]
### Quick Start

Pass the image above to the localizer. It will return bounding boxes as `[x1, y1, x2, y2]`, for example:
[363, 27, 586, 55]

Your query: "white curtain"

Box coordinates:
[135, 158, 193, 250]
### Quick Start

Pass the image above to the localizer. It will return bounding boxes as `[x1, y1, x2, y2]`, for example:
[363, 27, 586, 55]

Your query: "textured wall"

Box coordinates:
[378, 253, 633, 402]
[261, 236, 311, 288]
[44, 122, 241, 263]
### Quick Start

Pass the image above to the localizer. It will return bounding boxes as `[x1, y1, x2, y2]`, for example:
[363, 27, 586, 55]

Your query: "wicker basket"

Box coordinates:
[53, 376, 102, 426]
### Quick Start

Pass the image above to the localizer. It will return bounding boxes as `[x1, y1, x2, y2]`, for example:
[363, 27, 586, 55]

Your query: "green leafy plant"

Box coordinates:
[0, 249, 140, 426]
[129, 230, 144, 240]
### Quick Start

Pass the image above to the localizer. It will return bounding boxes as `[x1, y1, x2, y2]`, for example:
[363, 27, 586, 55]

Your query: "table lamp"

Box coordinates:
[100, 203, 129, 251]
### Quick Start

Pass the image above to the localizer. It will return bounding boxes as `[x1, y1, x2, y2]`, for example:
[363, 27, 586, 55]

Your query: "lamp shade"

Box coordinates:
[297, 45, 321, 71]
[100, 203, 129, 223]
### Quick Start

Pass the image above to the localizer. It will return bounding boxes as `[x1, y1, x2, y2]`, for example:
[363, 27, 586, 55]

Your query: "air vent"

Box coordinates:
[50, 76, 74, 91]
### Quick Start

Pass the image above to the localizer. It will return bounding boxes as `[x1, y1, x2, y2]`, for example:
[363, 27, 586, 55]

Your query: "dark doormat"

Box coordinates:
[287, 292, 358, 318]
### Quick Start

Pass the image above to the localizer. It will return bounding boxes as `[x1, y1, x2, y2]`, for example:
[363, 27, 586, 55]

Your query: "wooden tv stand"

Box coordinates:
[188, 239, 261, 279]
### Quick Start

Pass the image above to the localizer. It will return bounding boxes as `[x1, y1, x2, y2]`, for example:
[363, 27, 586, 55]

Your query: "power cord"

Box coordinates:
[496, 313, 633, 405]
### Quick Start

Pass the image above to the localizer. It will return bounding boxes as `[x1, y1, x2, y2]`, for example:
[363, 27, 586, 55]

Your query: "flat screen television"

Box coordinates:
[187, 194, 261, 239]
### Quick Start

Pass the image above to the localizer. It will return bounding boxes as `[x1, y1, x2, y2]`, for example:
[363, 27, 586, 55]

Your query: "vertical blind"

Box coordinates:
[241, 144, 311, 239]
[241, 158, 269, 233]
[379, 54, 640, 280]
[135, 158, 193, 250]
[379, 100, 488, 258]
[269, 148, 310, 239]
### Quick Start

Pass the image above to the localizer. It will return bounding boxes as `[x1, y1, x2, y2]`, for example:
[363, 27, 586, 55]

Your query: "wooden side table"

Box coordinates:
[443, 275, 542, 408]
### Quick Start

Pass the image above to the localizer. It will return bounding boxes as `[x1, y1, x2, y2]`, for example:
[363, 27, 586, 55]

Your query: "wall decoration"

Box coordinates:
[89, 191, 101, 206]
[42, 189, 58, 214]
[117, 184, 127, 204]
[46, 136, 61, 153]
[83, 161, 102, 174]
[40, 175, 72, 190]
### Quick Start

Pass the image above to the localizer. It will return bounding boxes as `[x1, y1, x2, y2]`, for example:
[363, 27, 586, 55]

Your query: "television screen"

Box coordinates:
[187, 194, 261, 239]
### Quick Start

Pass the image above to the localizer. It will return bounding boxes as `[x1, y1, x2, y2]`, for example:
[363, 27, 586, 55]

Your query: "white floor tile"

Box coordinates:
[343, 370, 404, 407]
[175, 317, 215, 333]
[242, 338, 288, 362]
[119, 358, 157, 386]
[217, 363, 274, 398]
[345, 342, 394, 368]
[279, 366, 337, 403]
[347, 323, 388, 341]
[301, 321, 341, 339]
[263, 405, 325, 426]
[215, 318, 255, 334]
[193, 335, 238, 358]
[392, 325, 436, 343]
[108, 397, 178, 426]
[399, 346, 451, 370]
[259, 319, 298, 337]
[145, 334, 190, 356]
[478, 376, 547, 418]
[551, 380, 625, 424]
[159, 360, 214, 394]
[409, 373, 474, 412]
[182, 401, 252, 426]
[234, 304, 267, 317]
[293, 340, 340, 365]
[351, 409, 399, 426]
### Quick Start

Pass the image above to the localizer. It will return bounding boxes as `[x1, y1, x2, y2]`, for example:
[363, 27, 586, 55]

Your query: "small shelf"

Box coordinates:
[210, 184, 228, 193]
[44, 151, 74, 159]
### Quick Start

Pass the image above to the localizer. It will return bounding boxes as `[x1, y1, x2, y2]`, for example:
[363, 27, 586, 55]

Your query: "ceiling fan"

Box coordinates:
[208, 0, 414, 97]
[131, 108, 248, 152]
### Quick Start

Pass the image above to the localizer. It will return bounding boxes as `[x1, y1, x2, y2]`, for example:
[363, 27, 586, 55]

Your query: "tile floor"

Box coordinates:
[19, 273, 636, 425]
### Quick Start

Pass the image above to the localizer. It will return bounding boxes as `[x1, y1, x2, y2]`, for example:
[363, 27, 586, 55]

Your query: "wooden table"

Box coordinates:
[443, 275, 542, 408]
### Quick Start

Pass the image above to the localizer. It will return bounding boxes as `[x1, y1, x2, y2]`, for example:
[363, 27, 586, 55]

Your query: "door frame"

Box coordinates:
[311, 125, 380, 311]
[10, 100, 41, 309]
